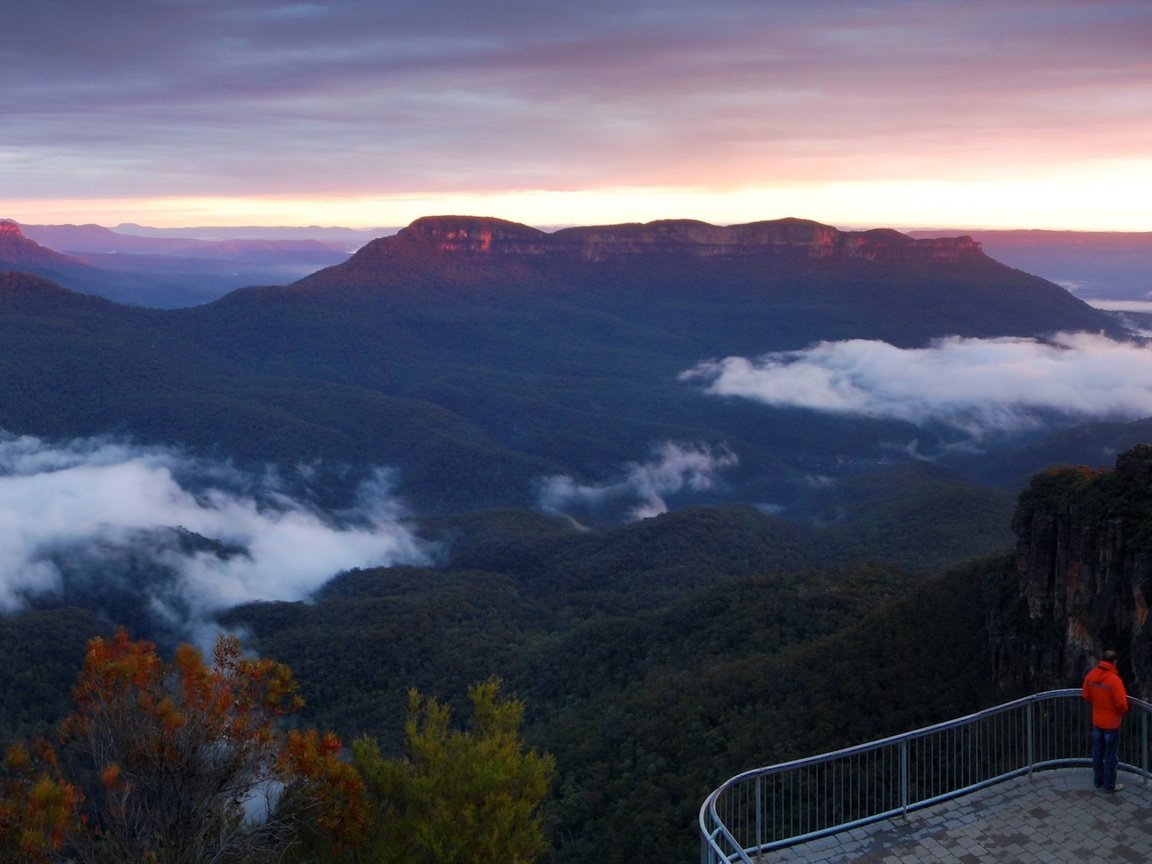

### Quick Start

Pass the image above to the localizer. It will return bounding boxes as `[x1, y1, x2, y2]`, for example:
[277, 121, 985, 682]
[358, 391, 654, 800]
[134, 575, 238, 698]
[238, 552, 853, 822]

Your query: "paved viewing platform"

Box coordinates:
[767, 769, 1152, 863]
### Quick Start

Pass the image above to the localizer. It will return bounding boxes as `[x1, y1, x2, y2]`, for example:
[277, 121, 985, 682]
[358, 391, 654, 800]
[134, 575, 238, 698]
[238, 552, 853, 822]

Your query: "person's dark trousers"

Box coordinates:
[1091, 726, 1121, 790]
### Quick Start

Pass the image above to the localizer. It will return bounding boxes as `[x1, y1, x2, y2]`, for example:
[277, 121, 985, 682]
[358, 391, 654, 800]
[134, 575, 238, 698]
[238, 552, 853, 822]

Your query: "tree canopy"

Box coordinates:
[343, 680, 554, 864]
[59, 629, 364, 863]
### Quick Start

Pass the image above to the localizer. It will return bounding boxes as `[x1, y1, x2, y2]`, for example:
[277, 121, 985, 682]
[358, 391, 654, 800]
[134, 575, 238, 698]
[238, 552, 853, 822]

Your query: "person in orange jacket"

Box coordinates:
[1081, 649, 1129, 793]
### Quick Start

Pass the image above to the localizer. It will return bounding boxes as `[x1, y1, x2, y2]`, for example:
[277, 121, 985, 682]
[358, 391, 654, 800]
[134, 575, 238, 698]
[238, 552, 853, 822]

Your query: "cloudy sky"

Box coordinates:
[3, 0, 1150, 230]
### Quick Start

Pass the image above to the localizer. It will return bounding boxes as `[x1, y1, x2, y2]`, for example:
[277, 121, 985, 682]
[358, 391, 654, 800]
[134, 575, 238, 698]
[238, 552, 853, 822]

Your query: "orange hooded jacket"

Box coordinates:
[1082, 660, 1128, 730]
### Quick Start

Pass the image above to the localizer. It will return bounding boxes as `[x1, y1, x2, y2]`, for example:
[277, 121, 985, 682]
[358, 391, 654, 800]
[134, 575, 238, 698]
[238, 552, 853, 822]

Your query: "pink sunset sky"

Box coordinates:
[2, 0, 1150, 231]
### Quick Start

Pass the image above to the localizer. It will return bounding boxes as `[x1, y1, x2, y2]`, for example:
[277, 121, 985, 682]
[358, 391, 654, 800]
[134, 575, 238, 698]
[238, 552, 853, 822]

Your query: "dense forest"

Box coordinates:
[0, 488, 1028, 863]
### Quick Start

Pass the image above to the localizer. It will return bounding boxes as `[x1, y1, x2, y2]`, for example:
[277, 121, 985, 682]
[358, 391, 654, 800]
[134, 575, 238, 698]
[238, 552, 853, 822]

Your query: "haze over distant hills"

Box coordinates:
[2, 219, 361, 306]
[910, 228, 1152, 302]
[108, 223, 392, 245]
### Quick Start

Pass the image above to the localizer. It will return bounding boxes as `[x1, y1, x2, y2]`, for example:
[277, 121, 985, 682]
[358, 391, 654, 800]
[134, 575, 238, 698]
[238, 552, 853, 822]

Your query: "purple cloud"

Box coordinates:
[2, 1, 1149, 218]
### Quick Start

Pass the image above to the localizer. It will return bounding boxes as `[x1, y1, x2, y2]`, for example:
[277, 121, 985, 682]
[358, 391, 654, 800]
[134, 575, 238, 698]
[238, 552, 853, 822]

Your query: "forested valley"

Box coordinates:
[0, 487, 1028, 863]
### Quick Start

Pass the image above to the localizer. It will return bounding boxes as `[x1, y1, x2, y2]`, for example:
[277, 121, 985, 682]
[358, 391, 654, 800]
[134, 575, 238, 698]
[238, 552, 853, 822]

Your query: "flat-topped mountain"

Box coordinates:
[293, 215, 1113, 351]
[352, 215, 983, 264]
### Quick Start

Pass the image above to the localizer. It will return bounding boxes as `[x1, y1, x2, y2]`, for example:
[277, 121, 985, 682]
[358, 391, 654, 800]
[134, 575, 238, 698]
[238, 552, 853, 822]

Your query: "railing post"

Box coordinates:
[1026, 699, 1035, 776]
[900, 737, 909, 816]
[1142, 709, 1149, 783]
[755, 774, 763, 852]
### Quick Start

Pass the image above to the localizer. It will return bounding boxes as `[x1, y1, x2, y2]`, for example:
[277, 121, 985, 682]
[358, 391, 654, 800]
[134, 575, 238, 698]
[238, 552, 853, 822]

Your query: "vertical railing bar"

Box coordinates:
[809, 763, 814, 836]
[1026, 699, 1035, 776]
[738, 779, 746, 849]
[853, 752, 857, 824]
[780, 771, 786, 844]
[834, 755, 843, 829]
[796, 764, 802, 839]
[1142, 710, 1149, 783]
[754, 774, 762, 852]
[806, 764, 815, 838]
[818, 760, 822, 832]
[900, 737, 909, 816]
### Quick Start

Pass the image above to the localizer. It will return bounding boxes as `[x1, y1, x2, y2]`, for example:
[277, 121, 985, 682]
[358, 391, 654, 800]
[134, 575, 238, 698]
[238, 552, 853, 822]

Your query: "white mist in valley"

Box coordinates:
[682, 333, 1152, 438]
[538, 441, 739, 521]
[0, 433, 427, 640]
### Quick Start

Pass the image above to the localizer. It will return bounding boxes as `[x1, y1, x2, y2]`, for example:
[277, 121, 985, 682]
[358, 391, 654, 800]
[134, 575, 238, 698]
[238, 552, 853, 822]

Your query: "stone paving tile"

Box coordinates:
[763, 768, 1152, 863]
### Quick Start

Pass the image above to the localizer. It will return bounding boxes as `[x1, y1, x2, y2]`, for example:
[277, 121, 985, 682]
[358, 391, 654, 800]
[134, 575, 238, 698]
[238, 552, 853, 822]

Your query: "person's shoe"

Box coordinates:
[1104, 783, 1125, 793]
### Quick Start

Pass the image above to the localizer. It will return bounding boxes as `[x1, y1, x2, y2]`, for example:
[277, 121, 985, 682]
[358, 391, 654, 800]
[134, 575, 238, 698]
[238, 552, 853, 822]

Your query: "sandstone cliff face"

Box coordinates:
[356, 215, 985, 266]
[997, 445, 1152, 697]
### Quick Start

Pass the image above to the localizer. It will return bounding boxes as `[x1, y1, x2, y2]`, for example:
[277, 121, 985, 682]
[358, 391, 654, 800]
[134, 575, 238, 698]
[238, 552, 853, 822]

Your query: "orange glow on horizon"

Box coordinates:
[3, 167, 1151, 233]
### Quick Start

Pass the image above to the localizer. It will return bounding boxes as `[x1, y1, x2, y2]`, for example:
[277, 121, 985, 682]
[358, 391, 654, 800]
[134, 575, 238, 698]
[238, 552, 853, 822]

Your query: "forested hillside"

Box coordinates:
[0, 497, 1021, 863]
[221, 533, 1019, 863]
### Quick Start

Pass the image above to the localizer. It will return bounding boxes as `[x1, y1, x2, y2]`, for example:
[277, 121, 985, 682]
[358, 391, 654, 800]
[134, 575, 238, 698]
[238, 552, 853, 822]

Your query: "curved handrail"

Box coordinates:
[699, 689, 1152, 864]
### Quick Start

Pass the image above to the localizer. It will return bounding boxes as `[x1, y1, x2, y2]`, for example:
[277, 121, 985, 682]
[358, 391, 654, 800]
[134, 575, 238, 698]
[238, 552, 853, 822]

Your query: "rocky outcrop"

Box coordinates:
[993, 445, 1152, 697]
[359, 215, 985, 266]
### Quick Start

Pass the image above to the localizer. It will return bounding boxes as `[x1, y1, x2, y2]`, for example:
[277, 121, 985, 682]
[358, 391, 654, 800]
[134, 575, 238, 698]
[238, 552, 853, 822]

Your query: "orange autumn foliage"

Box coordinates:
[0, 739, 83, 864]
[60, 628, 364, 863]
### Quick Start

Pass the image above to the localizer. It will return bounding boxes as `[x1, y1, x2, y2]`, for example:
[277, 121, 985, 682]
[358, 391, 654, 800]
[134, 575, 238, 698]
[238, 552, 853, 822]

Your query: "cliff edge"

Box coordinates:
[354, 215, 985, 265]
[993, 444, 1152, 697]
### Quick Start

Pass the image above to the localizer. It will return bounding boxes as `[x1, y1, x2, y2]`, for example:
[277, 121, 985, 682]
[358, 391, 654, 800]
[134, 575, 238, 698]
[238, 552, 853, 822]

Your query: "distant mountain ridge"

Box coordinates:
[1, 219, 356, 307]
[19, 221, 357, 259]
[7, 214, 1147, 309]
[348, 214, 984, 265]
[910, 228, 1152, 301]
[0, 219, 93, 273]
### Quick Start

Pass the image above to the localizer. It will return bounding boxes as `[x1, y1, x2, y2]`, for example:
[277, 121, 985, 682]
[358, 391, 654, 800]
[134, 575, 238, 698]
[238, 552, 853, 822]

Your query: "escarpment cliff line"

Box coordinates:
[347, 215, 986, 266]
[995, 444, 1152, 698]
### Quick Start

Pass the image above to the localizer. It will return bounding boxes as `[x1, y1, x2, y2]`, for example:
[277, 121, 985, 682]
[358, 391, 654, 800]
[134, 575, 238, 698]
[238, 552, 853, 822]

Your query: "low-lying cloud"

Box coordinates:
[537, 441, 738, 521]
[681, 333, 1152, 437]
[0, 433, 427, 640]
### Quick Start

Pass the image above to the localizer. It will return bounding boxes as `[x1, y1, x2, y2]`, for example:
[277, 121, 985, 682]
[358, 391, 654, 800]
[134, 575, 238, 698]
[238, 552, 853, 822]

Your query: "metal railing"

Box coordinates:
[699, 689, 1152, 864]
